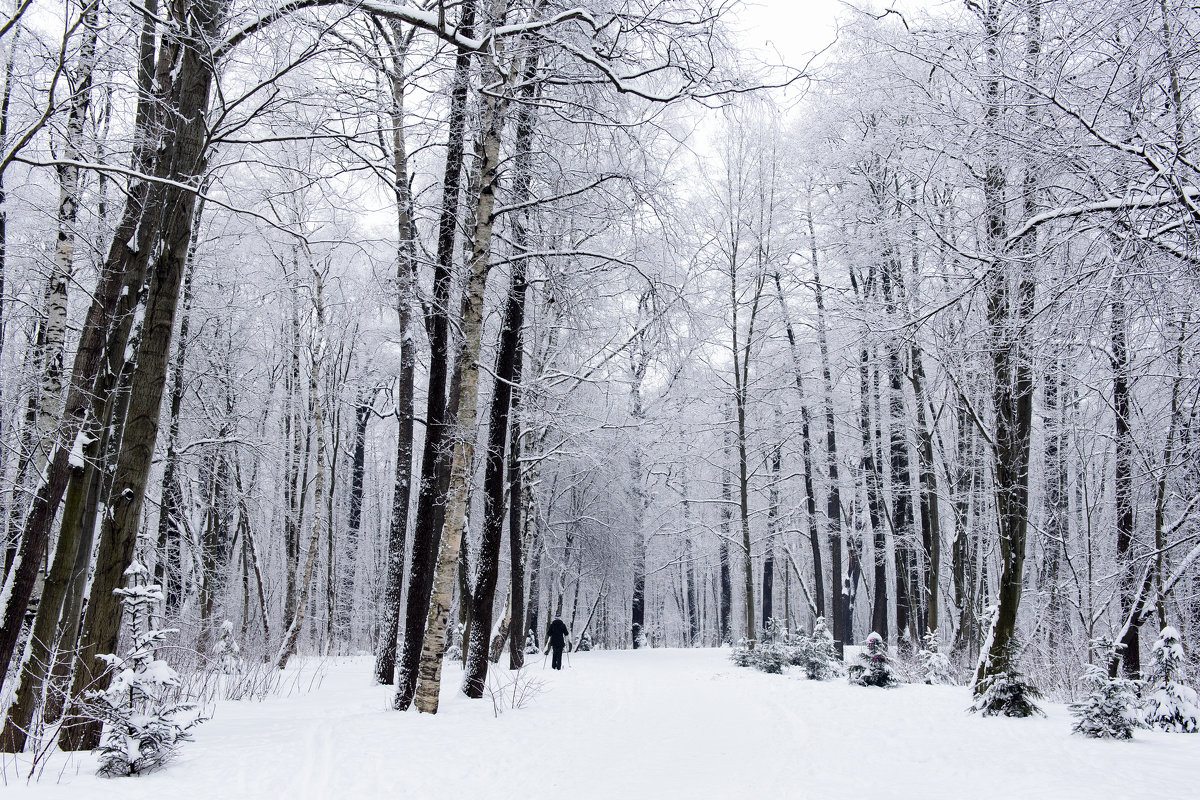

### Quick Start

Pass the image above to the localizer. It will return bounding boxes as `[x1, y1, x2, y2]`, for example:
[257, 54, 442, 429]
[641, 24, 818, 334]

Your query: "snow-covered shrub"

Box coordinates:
[632, 622, 647, 650]
[794, 618, 842, 680]
[1070, 638, 1139, 739]
[753, 643, 790, 674]
[730, 638, 756, 668]
[524, 630, 540, 655]
[848, 632, 898, 688]
[728, 638, 787, 673]
[89, 561, 203, 777]
[576, 632, 593, 652]
[1142, 626, 1199, 733]
[446, 622, 464, 662]
[215, 620, 244, 675]
[970, 668, 1044, 718]
[919, 631, 955, 685]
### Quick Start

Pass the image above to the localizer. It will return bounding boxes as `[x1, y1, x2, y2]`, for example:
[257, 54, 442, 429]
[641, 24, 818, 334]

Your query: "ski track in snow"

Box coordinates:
[2, 648, 1197, 799]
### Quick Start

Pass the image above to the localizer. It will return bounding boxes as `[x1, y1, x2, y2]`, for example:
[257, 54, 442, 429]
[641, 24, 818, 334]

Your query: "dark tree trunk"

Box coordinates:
[506, 390, 525, 669]
[56, 0, 227, 750]
[853, 265, 889, 640]
[373, 20, 417, 685]
[0, 0, 174, 691]
[1112, 285, 1139, 676]
[337, 392, 371, 644]
[153, 229, 198, 616]
[974, 0, 1038, 694]
[526, 532, 542, 649]
[719, 433, 733, 644]
[911, 348, 941, 639]
[881, 254, 917, 650]
[809, 228, 846, 653]
[463, 257, 528, 697]
[393, 0, 475, 712]
[773, 271, 825, 619]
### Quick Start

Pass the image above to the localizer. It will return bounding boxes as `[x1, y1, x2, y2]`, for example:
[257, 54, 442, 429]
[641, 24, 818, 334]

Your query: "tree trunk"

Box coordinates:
[1112, 282, 1139, 676]
[974, 0, 1037, 694]
[0, 0, 181, 695]
[773, 272, 825, 620]
[463, 251, 528, 697]
[393, 0, 475, 712]
[413, 5, 510, 712]
[911, 348, 941, 638]
[273, 267, 330, 671]
[809, 225, 846, 652]
[57, 4, 224, 742]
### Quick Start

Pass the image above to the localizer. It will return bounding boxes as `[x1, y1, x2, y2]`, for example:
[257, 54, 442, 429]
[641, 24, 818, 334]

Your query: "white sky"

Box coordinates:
[736, 0, 946, 71]
[737, 0, 845, 68]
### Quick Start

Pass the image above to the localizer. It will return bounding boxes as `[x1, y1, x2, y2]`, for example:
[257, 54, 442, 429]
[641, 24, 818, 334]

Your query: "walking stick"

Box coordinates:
[542, 648, 549, 669]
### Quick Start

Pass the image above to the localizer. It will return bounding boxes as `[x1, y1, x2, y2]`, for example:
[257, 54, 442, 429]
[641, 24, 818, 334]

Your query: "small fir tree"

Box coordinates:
[215, 620, 244, 675]
[1070, 637, 1139, 739]
[524, 630, 540, 655]
[798, 618, 842, 680]
[919, 631, 955, 685]
[446, 622, 465, 662]
[577, 632, 593, 652]
[1142, 626, 1199, 733]
[848, 632, 897, 687]
[90, 561, 202, 776]
[970, 638, 1044, 719]
[730, 637, 756, 668]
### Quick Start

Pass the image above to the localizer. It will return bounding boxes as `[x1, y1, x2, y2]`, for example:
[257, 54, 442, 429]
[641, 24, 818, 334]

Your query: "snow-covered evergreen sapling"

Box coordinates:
[1069, 637, 1139, 739]
[1142, 626, 1199, 733]
[215, 620, 244, 675]
[524, 630, 540, 655]
[919, 631, 955, 685]
[848, 632, 897, 687]
[969, 640, 1043, 718]
[797, 618, 842, 680]
[446, 622, 465, 662]
[730, 638, 756, 668]
[577, 632, 593, 652]
[90, 561, 203, 776]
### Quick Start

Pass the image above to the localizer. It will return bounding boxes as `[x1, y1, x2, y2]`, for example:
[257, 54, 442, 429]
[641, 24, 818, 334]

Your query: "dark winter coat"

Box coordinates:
[547, 618, 570, 651]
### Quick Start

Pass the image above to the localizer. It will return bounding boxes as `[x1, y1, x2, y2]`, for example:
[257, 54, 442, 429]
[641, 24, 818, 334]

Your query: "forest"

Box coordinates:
[0, 0, 1199, 781]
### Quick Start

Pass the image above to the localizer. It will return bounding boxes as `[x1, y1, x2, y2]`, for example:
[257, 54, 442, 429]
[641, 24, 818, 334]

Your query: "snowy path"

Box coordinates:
[3, 648, 1198, 799]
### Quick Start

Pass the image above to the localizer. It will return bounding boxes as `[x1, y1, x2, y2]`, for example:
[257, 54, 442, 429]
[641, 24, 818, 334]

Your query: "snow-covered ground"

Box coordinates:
[3, 648, 1197, 799]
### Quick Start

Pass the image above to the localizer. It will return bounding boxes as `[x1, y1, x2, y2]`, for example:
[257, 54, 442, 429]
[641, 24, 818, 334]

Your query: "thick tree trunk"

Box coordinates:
[413, 8, 510, 712]
[1040, 357, 1066, 648]
[1112, 284, 1139, 676]
[373, 22, 417, 684]
[0, 0, 177, 694]
[463, 257, 528, 697]
[974, 0, 1037, 693]
[393, 0, 475, 712]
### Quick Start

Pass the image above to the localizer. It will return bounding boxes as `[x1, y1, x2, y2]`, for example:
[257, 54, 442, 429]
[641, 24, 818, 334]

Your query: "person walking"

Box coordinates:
[544, 617, 571, 670]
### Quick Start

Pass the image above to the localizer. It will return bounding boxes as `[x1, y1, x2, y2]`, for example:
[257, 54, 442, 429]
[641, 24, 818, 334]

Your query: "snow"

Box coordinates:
[67, 427, 92, 469]
[3, 649, 1197, 798]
